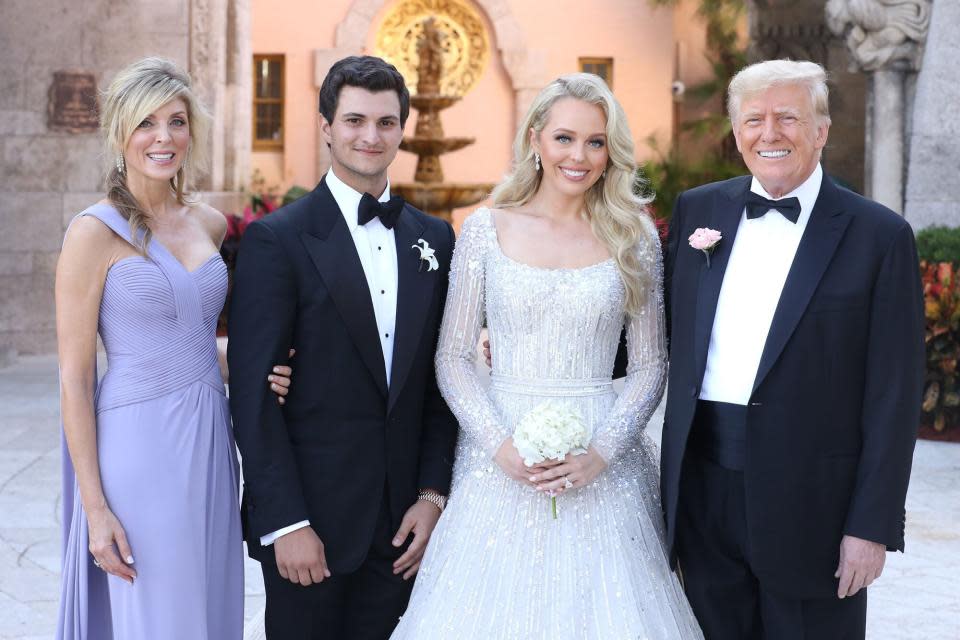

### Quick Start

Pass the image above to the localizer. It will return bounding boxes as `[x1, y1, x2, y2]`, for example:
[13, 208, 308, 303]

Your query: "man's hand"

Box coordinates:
[834, 534, 886, 598]
[392, 500, 443, 580]
[274, 526, 331, 586]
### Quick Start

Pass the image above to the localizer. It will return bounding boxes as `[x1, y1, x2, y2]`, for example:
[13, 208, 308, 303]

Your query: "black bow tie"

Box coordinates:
[745, 192, 802, 223]
[357, 192, 404, 229]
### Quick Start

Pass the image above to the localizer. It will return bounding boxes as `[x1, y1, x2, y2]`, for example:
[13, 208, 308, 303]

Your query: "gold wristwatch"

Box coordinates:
[418, 489, 447, 513]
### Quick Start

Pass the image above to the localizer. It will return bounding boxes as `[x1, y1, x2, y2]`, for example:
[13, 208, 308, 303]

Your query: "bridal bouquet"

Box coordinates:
[513, 402, 590, 519]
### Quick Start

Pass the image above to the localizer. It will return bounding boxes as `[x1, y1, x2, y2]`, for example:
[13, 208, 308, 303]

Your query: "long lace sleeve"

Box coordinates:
[435, 212, 510, 458]
[591, 220, 668, 464]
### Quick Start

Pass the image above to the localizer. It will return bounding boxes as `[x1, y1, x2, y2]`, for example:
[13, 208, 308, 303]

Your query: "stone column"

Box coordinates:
[826, 0, 932, 213]
[867, 69, 906, 212]
[904, 0, 960, 228]
[190, 0, 228, 192]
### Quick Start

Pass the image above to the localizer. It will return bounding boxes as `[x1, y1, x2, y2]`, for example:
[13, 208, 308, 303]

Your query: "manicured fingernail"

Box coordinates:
[273, 367, 280, 373]
[529, 476, 537, 481]
[126, 556, 134, 564]
[392, 538, 401, 546]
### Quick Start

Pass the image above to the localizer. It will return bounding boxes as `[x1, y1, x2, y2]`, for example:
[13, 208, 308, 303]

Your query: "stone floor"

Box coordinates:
[1, 355, 958, 639]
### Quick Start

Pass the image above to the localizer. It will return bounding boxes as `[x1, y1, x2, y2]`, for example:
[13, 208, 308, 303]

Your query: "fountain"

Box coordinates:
[393, 17, 494, 222]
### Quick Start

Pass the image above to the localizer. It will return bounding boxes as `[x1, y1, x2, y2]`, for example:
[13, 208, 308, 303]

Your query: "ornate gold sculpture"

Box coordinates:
[374, 0, 489, 97]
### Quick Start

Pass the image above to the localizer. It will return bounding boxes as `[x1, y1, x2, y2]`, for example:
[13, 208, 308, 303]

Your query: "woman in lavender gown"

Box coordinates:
[54, 57, 289, 639]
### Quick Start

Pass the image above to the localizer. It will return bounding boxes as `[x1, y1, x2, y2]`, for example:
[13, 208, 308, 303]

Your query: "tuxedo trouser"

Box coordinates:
[676, 401, 867, 640]
[262, 492, 414, 640]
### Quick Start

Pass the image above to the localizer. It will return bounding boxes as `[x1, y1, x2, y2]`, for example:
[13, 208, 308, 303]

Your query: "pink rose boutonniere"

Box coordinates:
[689, 228, 722, 268]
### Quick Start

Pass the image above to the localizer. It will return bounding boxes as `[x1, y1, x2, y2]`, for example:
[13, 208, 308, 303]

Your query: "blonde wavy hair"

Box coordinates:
[100, 57, 212, 253]
[491, 73, 654, 316]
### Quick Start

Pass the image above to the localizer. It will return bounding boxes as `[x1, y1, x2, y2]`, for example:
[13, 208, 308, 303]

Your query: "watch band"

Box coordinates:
[418, 490, 447, 513]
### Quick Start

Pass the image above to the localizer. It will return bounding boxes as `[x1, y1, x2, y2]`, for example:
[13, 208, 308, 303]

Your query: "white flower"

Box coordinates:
[513, 402, 590, 466]
[412, 238, 439, 272]
[513, 402, 590, 519]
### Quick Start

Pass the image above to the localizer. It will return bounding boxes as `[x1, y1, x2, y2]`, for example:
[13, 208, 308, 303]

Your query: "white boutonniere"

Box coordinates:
[411, 238, 439, 272]
[688, 227, 722, 268]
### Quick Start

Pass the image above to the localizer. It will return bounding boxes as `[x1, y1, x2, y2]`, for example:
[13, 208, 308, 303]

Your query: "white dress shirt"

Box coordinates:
[699, 163, 823, 406]
[261, 168, 400, 547]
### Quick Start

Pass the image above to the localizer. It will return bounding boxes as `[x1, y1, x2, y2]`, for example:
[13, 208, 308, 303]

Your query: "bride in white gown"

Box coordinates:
[391, 74, 702, 639]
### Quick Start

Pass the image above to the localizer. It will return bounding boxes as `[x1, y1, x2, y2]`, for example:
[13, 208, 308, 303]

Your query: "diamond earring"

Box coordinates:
[116, 153, 125, 174]
[534, 152, 541, 172]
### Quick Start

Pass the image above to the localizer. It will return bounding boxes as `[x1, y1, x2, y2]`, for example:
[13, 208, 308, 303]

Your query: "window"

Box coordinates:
[579, 57, 613, 89]
[253, 54, 284, 151]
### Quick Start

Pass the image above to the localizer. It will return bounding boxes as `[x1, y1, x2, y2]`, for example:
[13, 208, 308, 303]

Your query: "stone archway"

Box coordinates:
[313, 0, 547, 178]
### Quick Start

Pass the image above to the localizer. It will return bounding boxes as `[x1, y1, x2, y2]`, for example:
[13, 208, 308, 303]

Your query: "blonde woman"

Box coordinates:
[54, 57, 290, 638]
[391, 74, 702, 638]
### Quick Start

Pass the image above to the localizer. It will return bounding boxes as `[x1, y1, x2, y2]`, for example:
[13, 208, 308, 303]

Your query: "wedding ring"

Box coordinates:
[93, 559, 102, 568]
[563, 476, 574, 489]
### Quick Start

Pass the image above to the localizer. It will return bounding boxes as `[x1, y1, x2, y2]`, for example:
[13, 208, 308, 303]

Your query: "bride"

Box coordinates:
[391, 74, 702, 638]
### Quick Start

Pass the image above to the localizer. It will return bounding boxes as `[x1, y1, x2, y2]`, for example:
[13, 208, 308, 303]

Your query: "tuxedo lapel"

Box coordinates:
[751, 176, 851, 393]
[300, 180, 388, 397]
[693, 178, 750, 384]
[388, 207, 432, 413]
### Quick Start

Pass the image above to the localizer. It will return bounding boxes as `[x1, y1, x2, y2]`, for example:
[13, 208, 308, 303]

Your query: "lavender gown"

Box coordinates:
[56, 203, 244, 639]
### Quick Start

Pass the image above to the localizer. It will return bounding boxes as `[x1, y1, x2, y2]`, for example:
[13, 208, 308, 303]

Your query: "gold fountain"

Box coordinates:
[393, 17, 494, 222]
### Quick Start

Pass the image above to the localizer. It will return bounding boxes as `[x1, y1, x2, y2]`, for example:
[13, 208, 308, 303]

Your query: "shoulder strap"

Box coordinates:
[75, 203, 146, 251]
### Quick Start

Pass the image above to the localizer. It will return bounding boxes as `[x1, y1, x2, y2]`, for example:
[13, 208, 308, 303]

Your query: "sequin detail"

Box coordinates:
[392, 209, 702, 639]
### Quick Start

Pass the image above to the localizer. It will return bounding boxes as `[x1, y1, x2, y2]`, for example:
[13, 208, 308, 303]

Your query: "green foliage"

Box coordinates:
[283, 185, 310, 206]
[916, 226, 960, 263]
[639, 136, 744, 218]
[921, 260, 960, 431]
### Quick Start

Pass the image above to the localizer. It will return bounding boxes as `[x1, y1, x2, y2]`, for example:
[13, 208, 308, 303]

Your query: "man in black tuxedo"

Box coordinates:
[228, 56, 458, 639]
[661, 59, 925, 638]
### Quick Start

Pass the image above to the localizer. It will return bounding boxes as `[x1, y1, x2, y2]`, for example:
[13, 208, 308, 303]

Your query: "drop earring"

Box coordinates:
[116, 152, 125, 174]
[534, 152, 541, 172]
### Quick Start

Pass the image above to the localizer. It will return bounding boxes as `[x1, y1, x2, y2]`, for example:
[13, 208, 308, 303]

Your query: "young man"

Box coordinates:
[661, 59, 925, 638]
[228, 56, 458, 640]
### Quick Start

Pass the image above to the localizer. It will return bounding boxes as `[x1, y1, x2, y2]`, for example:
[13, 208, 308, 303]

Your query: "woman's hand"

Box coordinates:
[530, 446, 608, 494]
[268, 349, 295, 404]
[494, 437, 559, 488]
[86, 505, 137, 583]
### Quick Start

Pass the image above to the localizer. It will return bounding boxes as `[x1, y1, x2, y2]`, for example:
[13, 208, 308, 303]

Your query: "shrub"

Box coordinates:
[920, 259, 960, 432]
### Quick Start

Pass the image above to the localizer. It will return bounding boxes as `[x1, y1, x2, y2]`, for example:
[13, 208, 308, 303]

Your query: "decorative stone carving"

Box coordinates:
[825, 0, 931, 71]
[374, 0, 490, 97]
[752, 22, 833, 63]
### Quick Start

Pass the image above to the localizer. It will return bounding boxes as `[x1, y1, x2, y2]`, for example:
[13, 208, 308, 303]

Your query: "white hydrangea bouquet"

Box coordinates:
[513, 401, 591, 519]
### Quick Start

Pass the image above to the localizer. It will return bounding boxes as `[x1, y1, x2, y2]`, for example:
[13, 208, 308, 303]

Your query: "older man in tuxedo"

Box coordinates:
[661, 59, 925, 639]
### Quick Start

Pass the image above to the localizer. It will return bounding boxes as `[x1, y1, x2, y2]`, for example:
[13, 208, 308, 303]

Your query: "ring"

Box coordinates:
[93, 559, 102, 568]
[563, 476, 574, 489]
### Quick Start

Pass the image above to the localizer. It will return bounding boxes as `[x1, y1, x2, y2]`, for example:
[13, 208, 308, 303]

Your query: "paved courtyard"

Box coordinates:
[1, 354, 958, 639]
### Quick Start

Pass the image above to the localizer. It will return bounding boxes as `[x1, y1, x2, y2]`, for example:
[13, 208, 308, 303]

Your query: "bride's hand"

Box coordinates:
[530, 446, 608, 494]
[494, 437, 558, 487]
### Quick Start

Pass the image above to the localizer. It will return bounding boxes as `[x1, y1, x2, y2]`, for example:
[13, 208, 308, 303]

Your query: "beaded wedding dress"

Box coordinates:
[391, 209, 702, 639]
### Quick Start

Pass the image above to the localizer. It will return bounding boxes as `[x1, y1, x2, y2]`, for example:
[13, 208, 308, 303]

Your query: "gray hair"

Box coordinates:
[727, 59, 831, 126]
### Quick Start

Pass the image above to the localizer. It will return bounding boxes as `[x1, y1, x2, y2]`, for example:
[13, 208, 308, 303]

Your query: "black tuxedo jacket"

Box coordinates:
[661, 174, 925, 598]
[227, 179, 458, 572]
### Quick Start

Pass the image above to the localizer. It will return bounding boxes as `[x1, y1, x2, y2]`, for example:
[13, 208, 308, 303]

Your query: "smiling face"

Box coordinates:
[124, 97, 190, 183]
[733, 83, 829, 198]
[320, 85, 403, 195]
[531, 97, 609, 200]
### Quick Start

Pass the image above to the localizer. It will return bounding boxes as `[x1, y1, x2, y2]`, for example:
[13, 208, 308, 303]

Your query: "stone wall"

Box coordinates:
[905, 0, 960, 228]
[0, 0, 248, 356]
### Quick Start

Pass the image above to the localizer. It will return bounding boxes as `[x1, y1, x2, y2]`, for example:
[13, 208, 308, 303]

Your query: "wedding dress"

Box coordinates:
[391, 209, 703, 639]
